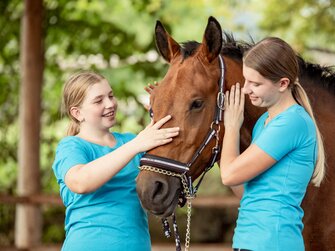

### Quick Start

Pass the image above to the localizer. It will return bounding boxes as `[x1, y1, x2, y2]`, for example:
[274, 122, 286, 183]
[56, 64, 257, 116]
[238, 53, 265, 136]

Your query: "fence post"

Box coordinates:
[16, 0, 44, 248]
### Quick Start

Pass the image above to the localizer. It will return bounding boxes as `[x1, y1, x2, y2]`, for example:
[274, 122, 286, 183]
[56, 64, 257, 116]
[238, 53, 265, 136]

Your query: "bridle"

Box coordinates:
[140, 54, 226, 201]
[139, 54, 226, 251]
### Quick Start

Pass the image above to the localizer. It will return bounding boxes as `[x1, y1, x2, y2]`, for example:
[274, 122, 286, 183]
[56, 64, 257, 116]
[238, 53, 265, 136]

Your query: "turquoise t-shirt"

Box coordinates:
[233, 104, 317, 251]
[52, 132, 150, 251]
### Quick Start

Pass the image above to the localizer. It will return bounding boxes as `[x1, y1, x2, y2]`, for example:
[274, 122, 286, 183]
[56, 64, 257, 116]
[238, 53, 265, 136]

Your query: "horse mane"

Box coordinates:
[179, 33, 335, 94]
[298, 57, 335, 94]
[221, 32, 253, 60]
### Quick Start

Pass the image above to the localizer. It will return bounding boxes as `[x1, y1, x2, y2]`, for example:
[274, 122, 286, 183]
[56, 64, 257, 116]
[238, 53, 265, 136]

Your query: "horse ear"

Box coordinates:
[200, 16, 223, 63]
[155, 20, 181, 63]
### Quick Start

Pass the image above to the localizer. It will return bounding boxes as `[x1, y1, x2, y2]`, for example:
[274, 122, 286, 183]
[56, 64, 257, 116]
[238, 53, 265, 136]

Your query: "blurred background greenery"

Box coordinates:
[0, 0, 334, 246]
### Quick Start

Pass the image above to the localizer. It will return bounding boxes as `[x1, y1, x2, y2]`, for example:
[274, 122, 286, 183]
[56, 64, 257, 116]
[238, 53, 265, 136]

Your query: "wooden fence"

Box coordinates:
[0, 194, 239, 207]
[0, 193, 239, 250]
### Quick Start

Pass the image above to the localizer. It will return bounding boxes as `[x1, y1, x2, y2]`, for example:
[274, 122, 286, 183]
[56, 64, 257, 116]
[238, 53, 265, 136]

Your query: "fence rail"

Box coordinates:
[0, 193, 238, 250]
[0, 193, 239, 208]
[0, 194, 63, 206]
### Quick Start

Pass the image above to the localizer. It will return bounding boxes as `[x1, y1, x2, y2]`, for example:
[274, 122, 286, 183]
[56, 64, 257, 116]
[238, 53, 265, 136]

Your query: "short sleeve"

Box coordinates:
[52, 137, 90, 182]
[253, 113, 307, 161]
[116, 132, 144, 156]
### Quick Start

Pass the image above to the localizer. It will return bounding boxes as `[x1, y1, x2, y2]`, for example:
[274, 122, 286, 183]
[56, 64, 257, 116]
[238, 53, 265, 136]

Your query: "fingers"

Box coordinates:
[157, 127, 180, 145]
[150, 115, 180, 136]
[153, 116, 179, 143]
[162, 127, 180, 137]
[145, 81, 159, 94]
[153, 115, 172, 129]
[239, 84, 245, 110]
[229, 85, 235, 105]
[143, 121, 179, 149]
[159, 127, 180, 138]
[144, 86, 151, 94]
[226, 83, 244, 107]
[234, 83, 240, 105]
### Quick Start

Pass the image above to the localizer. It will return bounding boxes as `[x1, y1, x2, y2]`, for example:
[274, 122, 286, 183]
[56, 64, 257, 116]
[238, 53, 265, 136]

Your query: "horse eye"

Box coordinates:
[149, 107, 154, 118]
[190, 100, 204, 110]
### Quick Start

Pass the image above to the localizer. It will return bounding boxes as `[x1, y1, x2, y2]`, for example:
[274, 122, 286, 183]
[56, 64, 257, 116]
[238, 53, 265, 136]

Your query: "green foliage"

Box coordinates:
[253, 0, 335, 53]
[0, 0, 21, 126]
[42, 205, 65, 243]
[1, 0, 333, 245]
[0, 204, 15, 245]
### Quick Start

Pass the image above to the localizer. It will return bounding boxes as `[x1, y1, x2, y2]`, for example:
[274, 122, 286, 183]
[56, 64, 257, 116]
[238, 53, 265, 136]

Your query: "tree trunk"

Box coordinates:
[15, 0, 44, 248]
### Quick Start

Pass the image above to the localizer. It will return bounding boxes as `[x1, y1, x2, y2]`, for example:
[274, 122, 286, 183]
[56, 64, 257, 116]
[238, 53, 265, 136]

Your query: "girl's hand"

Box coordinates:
[133, 115, 179, 152]
[144, 81, 159, 95]
[224, 82, 245, 131]
[143, 81, 159, 111]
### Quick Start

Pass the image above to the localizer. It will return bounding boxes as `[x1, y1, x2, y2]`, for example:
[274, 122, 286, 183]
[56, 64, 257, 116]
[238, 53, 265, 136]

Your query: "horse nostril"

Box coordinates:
[152, 179, 168, 201]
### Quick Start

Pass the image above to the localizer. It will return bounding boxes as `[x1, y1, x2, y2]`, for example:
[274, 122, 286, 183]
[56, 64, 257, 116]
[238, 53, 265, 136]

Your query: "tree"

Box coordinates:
[253, 0, 335, 54]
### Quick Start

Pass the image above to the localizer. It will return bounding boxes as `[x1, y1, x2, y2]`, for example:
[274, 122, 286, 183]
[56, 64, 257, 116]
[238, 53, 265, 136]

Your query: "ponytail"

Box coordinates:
[292, 81, 326, 187]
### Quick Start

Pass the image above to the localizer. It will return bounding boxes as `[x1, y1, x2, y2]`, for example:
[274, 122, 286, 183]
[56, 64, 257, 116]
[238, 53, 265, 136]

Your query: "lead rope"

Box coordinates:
[181, 175, 193, 251]
[139, 166, 194, 251]
[172, 213, 182, 251]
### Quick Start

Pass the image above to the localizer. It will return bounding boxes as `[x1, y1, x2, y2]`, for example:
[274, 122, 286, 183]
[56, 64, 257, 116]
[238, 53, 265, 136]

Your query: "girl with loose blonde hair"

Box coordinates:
[53, 71, 180, 251]
[62, 71, 105, 136]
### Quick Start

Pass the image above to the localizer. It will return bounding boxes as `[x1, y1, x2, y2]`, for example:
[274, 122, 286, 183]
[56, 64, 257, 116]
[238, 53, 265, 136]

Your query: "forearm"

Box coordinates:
[65, 115, 179, 193]
[65, 140, 140, 193]
[220, 128, 240, 185]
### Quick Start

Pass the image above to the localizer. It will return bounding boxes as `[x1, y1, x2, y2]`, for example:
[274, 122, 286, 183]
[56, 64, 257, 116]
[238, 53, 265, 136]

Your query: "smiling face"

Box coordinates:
[242, 65, 281, 109]
[73, 79, 118, 132]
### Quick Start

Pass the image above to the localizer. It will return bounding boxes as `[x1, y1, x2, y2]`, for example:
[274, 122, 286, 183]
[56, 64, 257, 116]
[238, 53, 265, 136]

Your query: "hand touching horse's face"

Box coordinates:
[136, 17, 224, 217]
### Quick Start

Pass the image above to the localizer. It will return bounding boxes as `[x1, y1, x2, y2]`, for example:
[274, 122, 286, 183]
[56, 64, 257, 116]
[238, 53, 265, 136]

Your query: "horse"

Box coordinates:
[136, 16, 335, 250]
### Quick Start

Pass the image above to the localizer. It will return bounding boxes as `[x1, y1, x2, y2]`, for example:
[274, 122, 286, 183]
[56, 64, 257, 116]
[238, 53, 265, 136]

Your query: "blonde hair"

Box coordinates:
[292, 81, 325, 187]
[62, 71, 105, 136]
[244, 37, 325, 187]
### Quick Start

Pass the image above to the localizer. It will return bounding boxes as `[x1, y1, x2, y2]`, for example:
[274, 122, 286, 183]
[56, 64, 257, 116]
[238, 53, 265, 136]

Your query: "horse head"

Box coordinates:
[136, 16, 246, 217]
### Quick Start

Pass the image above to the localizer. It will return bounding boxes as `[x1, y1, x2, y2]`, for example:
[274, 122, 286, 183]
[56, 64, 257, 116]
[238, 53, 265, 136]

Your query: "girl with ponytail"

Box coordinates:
[220, 37, 325, 251]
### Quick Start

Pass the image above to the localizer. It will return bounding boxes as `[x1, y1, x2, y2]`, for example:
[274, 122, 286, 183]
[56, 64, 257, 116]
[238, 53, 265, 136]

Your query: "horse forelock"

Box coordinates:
[180, 41, 200, 60]
[180, 33, 253, 61]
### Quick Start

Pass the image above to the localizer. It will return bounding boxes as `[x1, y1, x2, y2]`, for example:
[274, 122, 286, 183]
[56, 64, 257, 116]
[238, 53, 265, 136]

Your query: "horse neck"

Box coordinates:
[240, 104, 264, 151]
[221, 55, 265, 151]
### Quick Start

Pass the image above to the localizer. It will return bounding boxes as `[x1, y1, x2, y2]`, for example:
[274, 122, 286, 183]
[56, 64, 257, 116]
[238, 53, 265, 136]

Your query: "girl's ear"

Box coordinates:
[279, 77, 290, 92]
[70, 107, 83, 122]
